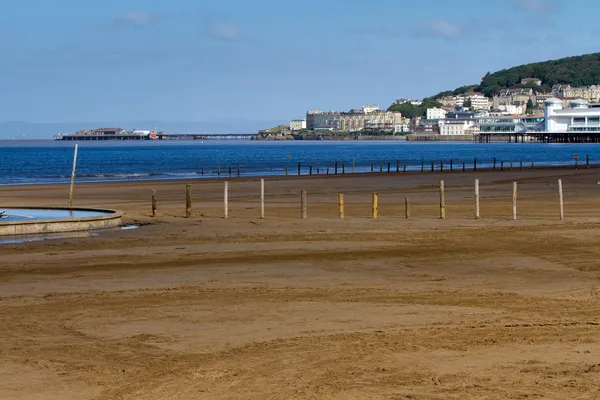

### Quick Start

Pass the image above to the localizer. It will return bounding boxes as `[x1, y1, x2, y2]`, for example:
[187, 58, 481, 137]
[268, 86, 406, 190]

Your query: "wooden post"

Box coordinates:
[309, 165, 313, 175]
[512, 181, 517, 220]
[151, 190, 157, 217]
[439, 180, 446, 220]
[405, 197, 410, 219]
[338, 193, 344, 219]
[260, 178, 265, 219]
[68, 144, 78, 208]
[520, 160, 523, 170]
[474, 178, 480, 220]
[403, 164, 407, 173]
[317, 162, 320, 175]
[335, 161, 338, 175]
[474, 157, 477, 172]
[201, 168, 204, 176]
[558, 179, 564, 221]
[380, 162, 383, 173]
[301, 190, 307, 219]
[531, 161, 534, 169]
[493, 157, 497, 170]
[285, 167, 288, 176]
[342, 161, 345, 174]
[372, 193, 378, 219]
[298, 162, 301, 176]
[450, 159, 453, 172]
[387, 162, 391, 173]
[510, 161, 513, 171]
[326, 164, 330, 175]
[440, 161, 444, 173]
[224, 181, 229, 219]
[501, 161, 504, 171]
[218, 164, 221, 176]
[185, 184, 192, 218]
[228, 166, 232, 176]
[462, 160, 465, 172]
[586, 154, 590, 168]
[421, 161, 424, 172]
[396, 160, 399, 172]
[371, 161, 374, 172]
[352, 159, 355, 173]
[431, 161, 434, 172]
[237, 164, 240, 176]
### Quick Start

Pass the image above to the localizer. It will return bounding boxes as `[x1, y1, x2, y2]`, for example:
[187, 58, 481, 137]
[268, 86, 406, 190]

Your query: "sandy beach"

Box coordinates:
[2, 167, 600, 399]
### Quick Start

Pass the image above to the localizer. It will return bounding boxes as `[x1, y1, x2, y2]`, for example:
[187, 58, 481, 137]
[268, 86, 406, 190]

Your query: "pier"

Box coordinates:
[477, 131, 600, 143]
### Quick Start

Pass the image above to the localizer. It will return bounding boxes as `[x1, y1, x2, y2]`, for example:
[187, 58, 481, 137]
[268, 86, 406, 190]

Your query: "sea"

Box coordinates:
[0, 140, 597, 185]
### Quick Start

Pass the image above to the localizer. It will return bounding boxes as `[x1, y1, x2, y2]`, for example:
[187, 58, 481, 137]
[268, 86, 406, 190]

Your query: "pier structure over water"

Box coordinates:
[55, 129, 256, 141]
[476, 131, 600, 143]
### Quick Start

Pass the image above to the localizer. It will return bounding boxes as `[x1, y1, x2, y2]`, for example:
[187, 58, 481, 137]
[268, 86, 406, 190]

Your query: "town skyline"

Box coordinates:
[3, 0, 600, 139]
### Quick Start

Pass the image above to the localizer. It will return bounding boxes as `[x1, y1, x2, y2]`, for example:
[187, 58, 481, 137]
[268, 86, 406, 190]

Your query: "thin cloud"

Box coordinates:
[510, 0, 556, 13]
[114, 12, 166, 28]
[208, 21, 242, 41]
[415, 19, 463, 38]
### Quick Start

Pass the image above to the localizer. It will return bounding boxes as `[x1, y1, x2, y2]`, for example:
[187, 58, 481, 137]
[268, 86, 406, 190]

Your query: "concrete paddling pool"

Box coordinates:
[0, 207, 123, 236]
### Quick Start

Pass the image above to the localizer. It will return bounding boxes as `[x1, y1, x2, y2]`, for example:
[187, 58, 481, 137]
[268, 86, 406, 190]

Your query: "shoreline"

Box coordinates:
[0, 161, 589, 188]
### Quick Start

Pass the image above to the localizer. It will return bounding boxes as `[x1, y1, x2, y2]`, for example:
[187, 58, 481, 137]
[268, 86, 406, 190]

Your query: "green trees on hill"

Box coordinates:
[476, 53, 600, 97]
[406, 53, 600, 106]
[387, 98, 442, 118]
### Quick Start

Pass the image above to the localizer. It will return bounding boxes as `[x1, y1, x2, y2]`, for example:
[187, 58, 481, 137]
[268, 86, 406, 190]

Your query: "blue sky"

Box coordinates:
[1, 0, 599, 128]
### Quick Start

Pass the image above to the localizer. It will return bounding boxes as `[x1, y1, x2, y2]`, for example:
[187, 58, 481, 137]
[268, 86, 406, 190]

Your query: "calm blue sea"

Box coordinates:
[0, 140, 596, 185]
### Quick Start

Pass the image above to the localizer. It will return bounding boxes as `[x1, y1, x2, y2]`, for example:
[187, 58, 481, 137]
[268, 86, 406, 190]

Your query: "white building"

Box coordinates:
[362, 104, 380, 114]
[438, 120, 478, 136]
[544, 98, 600, 132]
[427, 107, 447, 120]
[466, 93, 490, 110]
[290, 119, 307, 131]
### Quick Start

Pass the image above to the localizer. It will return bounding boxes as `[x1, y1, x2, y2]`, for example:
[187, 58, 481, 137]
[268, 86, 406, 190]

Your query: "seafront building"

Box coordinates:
[544, 98, 600, 132]
[426, 107, 447, 120]
[306, 105, 403, 133]
[289, 119, 307, 131]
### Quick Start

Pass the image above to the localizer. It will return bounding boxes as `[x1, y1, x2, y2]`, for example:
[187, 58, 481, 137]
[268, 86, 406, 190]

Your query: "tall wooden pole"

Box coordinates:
[405, 197, 410, 219]
[372, 193, 378, 219]
[338, 193, 344, 219]
[224, 181, 229, 219]
[439, 180, 446, 220]
[185, 184, 192, 218]
[68, 144, 79, 208]
[301, 190, 307, 219]
[512, 181, 517, 220]
[151, 190, 157, 217]
[260, 178, 265, 219]
[558, 179, 564, 221]
[475, 178, 480, 220]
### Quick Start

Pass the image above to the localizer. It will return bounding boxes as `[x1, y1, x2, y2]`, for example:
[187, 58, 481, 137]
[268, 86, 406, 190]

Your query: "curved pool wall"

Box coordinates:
[0, 207, 122, 236]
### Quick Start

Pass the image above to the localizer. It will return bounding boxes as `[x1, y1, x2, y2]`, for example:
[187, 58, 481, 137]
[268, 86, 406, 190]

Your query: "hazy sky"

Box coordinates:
[2, 0, 599, 124]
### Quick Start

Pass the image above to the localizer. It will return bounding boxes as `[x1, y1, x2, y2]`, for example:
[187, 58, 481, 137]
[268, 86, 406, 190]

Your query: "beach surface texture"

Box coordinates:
[2, 168, 600, 399]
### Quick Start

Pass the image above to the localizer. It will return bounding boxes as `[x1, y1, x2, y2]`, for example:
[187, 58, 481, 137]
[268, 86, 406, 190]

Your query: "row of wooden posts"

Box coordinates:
[139, 155, 595, 181]
[196, 155, 590, 177]
[152, 178, 566, 221]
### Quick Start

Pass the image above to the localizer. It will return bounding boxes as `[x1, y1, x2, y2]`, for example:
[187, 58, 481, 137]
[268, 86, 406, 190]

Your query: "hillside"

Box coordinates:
[476, 52, 600, 97]
[389, 53, 600, 115]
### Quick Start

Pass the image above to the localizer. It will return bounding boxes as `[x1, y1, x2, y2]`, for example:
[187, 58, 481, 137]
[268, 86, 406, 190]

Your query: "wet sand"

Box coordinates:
[2, 168, 600, 399]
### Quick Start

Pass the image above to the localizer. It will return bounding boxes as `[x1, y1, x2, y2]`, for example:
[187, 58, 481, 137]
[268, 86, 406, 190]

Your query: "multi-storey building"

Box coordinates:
[306, 109, 402, 132]
[427, 107, 447, 120]
[466, 93, 490, 110]
[289, 119, 306, 131]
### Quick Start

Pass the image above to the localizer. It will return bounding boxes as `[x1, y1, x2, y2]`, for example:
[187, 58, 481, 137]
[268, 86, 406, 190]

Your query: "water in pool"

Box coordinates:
[0, 209, 112, 222]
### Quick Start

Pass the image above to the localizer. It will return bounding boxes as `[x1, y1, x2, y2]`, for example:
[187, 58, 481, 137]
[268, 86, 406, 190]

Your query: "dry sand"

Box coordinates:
[2, 168, 600, 399]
